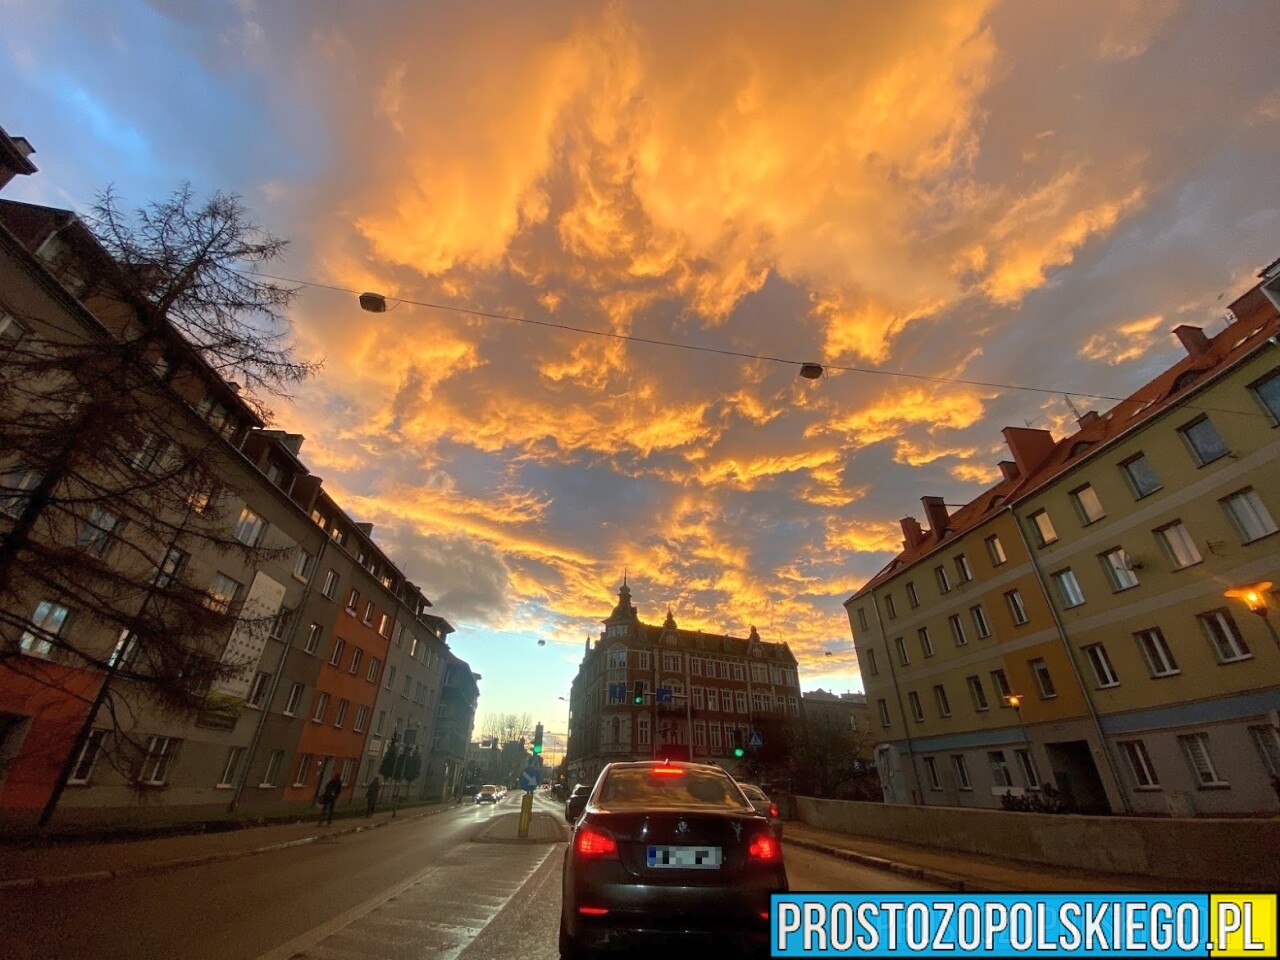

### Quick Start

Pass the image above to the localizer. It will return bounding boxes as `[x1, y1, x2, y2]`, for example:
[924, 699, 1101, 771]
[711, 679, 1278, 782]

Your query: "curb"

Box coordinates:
[0, 803, 454, 891]
[783, 836, 999, 892]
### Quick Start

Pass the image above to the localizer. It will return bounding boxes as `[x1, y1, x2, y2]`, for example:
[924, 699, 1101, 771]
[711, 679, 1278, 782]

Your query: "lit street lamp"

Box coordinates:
[1224, 581, 1280, 651]
[1005, 694, 1031, 746]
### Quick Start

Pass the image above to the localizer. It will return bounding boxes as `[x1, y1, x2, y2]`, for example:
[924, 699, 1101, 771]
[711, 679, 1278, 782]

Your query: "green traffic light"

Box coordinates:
[533, 743, 543, 754]
[633, 696, 643, 705]
[733, 747, 745, 758]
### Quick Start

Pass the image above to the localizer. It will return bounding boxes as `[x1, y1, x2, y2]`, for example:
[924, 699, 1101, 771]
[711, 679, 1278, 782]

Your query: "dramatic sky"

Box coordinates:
[4, 0, 1279, 743]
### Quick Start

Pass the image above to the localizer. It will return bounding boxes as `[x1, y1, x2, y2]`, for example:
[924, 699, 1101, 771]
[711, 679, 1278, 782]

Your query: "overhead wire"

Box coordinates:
[249, 269, 1275, 420]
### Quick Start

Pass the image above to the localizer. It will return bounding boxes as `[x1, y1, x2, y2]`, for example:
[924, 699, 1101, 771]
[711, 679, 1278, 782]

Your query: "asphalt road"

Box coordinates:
[3, 793, 946, 960]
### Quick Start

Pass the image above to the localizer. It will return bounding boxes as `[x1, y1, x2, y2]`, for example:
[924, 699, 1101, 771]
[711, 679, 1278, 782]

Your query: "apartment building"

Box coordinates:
[848, 270, 1280, 815]
[565, 580, 802, 786]
[428, 654, 482, 801]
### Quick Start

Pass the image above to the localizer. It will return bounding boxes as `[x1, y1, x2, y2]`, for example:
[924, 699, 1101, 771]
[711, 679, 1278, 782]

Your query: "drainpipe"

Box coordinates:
[229, 534, 330, 812]
[1009, 509, 1131, 814]
[870, 596, 927, 805]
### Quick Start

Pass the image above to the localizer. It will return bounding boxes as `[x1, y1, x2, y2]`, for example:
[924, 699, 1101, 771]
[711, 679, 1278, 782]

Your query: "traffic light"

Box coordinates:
[532, 723, 544, 754]
[732, 729, 745, 758]
[633, 680, 644, 705]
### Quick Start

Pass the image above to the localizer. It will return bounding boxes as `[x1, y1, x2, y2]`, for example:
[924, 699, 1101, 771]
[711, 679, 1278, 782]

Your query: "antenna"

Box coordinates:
[1063, 394, 1082, 420]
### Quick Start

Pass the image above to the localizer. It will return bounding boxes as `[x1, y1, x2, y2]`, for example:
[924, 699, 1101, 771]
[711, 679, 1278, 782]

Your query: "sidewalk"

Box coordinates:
[783, 822, 1253, 892]
[0, 802, 453, 890]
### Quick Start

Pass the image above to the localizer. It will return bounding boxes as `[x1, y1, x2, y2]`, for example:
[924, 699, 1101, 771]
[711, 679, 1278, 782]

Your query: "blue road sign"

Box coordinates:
[519, 766, 541, 791]
[747, 730, 763, 747]
[656, 688, 672, 703]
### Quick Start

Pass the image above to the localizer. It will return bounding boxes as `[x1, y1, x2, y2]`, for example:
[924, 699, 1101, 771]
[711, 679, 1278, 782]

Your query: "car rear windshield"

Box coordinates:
[597, 768, 753, 811]
[738, 785, 767, 801]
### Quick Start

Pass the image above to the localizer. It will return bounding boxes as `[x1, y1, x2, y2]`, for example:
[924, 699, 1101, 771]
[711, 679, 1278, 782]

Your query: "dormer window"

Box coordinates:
[1171, 369, 1201, 393]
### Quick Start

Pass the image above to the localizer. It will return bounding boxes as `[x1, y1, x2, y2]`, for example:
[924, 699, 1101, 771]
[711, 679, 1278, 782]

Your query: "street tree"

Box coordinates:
[786, 712, 878, 800]
[0, 185, 316, 825]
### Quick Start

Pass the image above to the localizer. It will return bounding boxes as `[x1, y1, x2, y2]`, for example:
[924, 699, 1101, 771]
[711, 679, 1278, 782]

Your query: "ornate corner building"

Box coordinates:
[564, 580, 802, 786]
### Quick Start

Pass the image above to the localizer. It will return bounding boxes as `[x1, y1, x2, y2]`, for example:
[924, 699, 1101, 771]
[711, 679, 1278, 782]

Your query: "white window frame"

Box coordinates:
[283, 682, 304, 716]
[1155, 521, 1203, 569]
[933, 684, 951, 718]
[1051, 568, 1086, 608]
[970, 604, 991, 639]
[233, 507, 267, 547]
[333, 698, 349, 728]
[1005, 589, 1029, 625]
[952, 754, 972, 790]
[918, 627, 934, 658]
[985, 534, 1007, 566]
[1198, 609, 1251, 663]
[19, 600, 70, 657]
[988, 750, 1013, 788]
[1120, 453, 1161, 498]
[1083, 643, 1120, 688]
[312, 692, 330, 723]
[907, 691, 924, 723]
[68, 729, 107, 785]
[948, 614, 967, 647]
[1135, 627, 1179, 677]
[934, 565, 951, 594]
[1069, 484, 1106, 525]
[923, 756, 941, 790]
[1248, 367, 1280, 423]
[954, 554, 972, 583]
[1221, 489, 1278, 544]
[1178, 732, 1227, 787]
[138, 736, 178, 785]
[1178, 415, 1229, 466]
[894, 636, 910, 666]
[304, 622, 323, 655]
[967, 675, 989, 712]
[217, 746, 244, 788]
[1030, 658, 1057, 699]
[261, 749, 286, 788]
[1120, 740, 1159, 788]
[1100, 548, 1140, 591]
[1029, 509, 1058, 546]
[1249, 724, 1280, 777]
[877, 699, 891, 728]
[1015, 748, 1041, 789]
[321, 570, 339, 599]
[990, 668, 1013, 705]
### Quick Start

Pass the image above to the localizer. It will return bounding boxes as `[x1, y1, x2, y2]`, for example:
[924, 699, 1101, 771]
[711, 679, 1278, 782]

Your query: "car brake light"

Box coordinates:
[575, 826, 619, 858]
[579, 906, 610, 916]
[769, 803, 779, 819]
[652, 765, 684, 776]
[747, 834, 781, 862]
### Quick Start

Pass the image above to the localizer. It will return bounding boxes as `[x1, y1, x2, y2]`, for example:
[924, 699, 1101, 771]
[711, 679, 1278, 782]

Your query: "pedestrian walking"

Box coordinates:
[365, 777, 381, 817]
[320, 774, 343, 825]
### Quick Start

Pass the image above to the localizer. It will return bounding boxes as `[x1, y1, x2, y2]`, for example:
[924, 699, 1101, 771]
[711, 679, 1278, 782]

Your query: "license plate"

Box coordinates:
[646, 845, 722, 869]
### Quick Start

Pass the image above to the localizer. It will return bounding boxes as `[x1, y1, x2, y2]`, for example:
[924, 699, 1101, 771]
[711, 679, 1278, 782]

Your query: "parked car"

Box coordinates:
[475, 784, 500, 804]
[564, 782, 592, 824]
[736, 783, 783, 838]
[560, 760, 786, 958]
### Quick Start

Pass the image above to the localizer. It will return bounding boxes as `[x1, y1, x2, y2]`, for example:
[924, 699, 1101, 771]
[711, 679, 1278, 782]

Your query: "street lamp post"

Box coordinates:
[1225, 581, 1280, 651]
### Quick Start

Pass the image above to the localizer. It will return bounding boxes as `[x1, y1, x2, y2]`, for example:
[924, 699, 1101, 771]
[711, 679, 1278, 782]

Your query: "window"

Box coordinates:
[1005, 589, 1029, 625]
[1178, 732, 1227, 787]
[884, 593, 897, 619]
[304, 622, 323, 655]
[19, 600, 70, 657]
[1250, 368, 1280, 423]
[312, 692, 330, 722]
[349, 648, 363, 675]
[967, 675, 989, 712]
[905, 582, 919, 608]
[988, 750, 1013, 788]
[1155, 521, 1202, 568]
[1051, 569, 1086, 608]
[991, 668, 1012, 705]
[877, 699, 891, 727]
[952, 755, 972, 790]
[934, 566, 951, 594]
[1100, 548, 1140, 590]
[1134, 627, 1179, 677]
[367, 657, 381, 683]
[985, 534, 1007, 566]
[362, 600, 374, 625]
[68, 730, 106, 784]
[293, 753, 313, 787]
[1119, 453, 1162, 498]
[923, 757, 941, 790]
[321, 570, 339, 599]
[402, 674, 413, 698]
[0, 466, 41, 518]
[151, 547, 187, 588]
[76, 507, 122, 558]
[1198, 609, 1250, 663]
[947, 614, 967, 647]
[862, 647, 878, 676]
[131, 434, 169, 473]
[692, 687, 705, 710]
[217, 747, 244, 788]
[907, 691, 924, 723]
[293, 550, 315, 582]
[1030, 658, 1057, 698]
[1069, 485, 1106, 525]
[637, 715, 651, 746]
[1015, 748, 1040, 789]
[1120, 740, 1159, 788]
[857, 608, 868, 631]
[283, 682, 304, 715]
[1179, 415, 1228, 465]
[139, 736, 179, 785]
[1083, 643, 1119, 688]
[328, 638, 346, 667]
[378, 613, 392, 638]
[663, 653, 681, 671]
[0, 308, 29, 346]
[1028, 510, 1057, 546]
[246, 671, 271, 707]
[107, 630, 140, 670]
[346, 589, 360, 613]
[1221, 489, 1278, 543]
[206, 573, 242, 614]
[374, 711, 386, 737]
[1249, 725, 1280, 777]
[894, 636, 910, 666]
[954, 554, 973, 583]
[706, 688, 719, 711]
[933, 684, 951, 718]
[735, 691, 748, 713]
[333, 699, 349, 728]
[970, 605, 991, 639]
[233, 507, 267, 546]
[918, 627, 934, 658]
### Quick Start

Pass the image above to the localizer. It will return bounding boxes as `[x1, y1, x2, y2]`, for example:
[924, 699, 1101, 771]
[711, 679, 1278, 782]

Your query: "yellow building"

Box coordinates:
[847, 267, 1280, 815]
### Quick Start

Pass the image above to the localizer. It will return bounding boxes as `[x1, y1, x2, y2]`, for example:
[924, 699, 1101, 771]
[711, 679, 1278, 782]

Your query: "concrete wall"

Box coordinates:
[797, 796, 1280, 888]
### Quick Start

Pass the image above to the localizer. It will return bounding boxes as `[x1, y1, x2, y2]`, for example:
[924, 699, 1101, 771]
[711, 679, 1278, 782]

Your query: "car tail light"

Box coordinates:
[769, 803, 779, 819]
[574, 826, 619, 859]
[652, 765, 684, 776]
[747, 834, 781, 863]
[579, 906, 610, 916]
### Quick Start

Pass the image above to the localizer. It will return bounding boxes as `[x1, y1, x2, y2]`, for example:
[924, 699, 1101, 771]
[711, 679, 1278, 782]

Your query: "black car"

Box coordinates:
[559, 760, 787, 958]
[564, 783, 592, 824]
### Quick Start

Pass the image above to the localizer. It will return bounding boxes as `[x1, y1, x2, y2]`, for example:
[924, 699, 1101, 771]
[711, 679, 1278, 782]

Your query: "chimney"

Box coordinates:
[1001, 427, 1056, 478]
[997, 460, 1020, 482]
[1173, 324, 1211, 356]
[921, 496, 950, 540]
[900, 516, 925, 549]
[0, 126, 38, 191]
[355, 521, 374, 538]
[1077, 410, 1100, 428]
